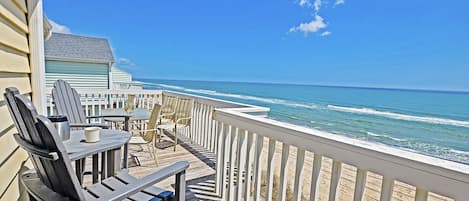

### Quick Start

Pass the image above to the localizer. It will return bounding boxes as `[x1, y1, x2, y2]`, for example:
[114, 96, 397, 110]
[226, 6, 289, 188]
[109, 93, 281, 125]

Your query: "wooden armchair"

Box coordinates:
[11, 91, 189, 201]
[52, 80, 132, 130]
[158, 97, 194, 151]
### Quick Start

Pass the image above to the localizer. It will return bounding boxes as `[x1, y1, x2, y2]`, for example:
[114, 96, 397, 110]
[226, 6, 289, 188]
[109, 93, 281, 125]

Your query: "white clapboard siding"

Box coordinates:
[111, 66, 132, 83]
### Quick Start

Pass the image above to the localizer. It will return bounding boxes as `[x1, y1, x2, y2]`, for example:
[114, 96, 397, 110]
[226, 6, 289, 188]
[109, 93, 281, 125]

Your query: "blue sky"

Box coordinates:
[44, 0, 469, 91]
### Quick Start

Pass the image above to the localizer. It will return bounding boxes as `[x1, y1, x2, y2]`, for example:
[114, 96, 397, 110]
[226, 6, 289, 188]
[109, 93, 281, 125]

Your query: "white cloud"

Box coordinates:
[320, 31, 331, 36]
[335, 0, 345, 6]
[116, 57, 137, 69]
[289, 15, 327, 34]
[299, 0, 311, 7]
[313, 0, 321, 13]
[49, 19, 71, 34]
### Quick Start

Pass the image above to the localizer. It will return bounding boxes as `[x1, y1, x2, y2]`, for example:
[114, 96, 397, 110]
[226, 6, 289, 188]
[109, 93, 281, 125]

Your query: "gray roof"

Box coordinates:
[45, 33, 114, 63]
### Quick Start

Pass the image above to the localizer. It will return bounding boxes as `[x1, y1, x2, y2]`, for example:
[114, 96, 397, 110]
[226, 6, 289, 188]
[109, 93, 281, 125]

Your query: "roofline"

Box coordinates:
[50, 32, 110, 41]
[45, 56, 114, 65]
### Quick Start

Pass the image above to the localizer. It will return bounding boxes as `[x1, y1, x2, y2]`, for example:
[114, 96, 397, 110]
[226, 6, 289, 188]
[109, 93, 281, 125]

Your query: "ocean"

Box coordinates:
[138, 79, 469, 164]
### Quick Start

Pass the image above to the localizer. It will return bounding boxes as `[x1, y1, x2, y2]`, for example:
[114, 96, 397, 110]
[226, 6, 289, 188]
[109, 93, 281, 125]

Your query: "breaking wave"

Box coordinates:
[328, 105, 469, 128]
[366, 131, 408, 142]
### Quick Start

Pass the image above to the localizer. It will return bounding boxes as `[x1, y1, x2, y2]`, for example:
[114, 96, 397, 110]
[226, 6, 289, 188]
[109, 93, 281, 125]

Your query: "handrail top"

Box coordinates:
[46, 88, 163, 94]
[214, 107, 469, 181]
[163, 90, 270, 111]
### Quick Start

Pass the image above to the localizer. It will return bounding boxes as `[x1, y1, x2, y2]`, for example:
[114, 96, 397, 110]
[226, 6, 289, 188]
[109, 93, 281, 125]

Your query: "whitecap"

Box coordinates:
[328, 105, 469, 128]
[366, 131, 408, 142]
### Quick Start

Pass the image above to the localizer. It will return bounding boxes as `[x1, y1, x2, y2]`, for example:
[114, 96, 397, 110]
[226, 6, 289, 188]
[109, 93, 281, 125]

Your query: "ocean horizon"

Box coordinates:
[138, 78, 469, 164]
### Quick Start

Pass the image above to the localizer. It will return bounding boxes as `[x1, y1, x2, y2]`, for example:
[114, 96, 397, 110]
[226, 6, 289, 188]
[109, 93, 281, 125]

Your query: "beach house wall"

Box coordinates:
[111, 66, 143, 89]
[112, 66, 132, 83]
[44, 33, 114, 90]
[0, 0, 48, 200]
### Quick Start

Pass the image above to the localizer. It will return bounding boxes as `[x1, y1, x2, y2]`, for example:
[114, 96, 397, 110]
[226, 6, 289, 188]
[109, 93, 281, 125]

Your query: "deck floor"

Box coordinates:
[82, 131, 220, 201]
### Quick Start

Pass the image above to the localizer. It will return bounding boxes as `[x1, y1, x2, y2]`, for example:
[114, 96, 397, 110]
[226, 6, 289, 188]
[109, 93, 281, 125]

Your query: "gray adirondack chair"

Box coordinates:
[11, 91, 189, 201]
[52, 79, 131, 130]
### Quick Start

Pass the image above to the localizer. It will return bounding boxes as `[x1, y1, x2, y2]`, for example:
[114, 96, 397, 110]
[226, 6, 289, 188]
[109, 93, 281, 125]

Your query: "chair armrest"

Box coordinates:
[100, 161, 190, 201]
[86, 115, 131, 119]
[70, 123, 110, 129]
[176, 117, 191, 124]
[160, 112, 175, 118]
[13, 134, 59, 161]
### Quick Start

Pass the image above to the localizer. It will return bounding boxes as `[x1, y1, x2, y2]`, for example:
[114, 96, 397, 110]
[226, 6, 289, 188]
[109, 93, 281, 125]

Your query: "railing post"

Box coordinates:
[215, 122, 226, 197]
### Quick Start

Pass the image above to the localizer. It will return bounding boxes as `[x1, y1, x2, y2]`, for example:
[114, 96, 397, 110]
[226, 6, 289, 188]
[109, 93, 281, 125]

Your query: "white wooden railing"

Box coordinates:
[46, 89, 469, 200]
[213, 108, 469, 201]
[46, 89, 163, 118]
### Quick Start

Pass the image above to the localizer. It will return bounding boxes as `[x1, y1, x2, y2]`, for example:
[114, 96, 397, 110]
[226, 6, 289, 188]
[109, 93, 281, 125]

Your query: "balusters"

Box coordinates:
[278, 143, 290, 201]
[84, 94, 89, 116]
[227, 127, 238, 201]
[236, 129, 247, 200]
[415, 188, 428, 201]
[91, 94, 96, 123]
[197, 103, 203, 145]
[266, 138, 276, 201]
[380, 177, 395, 201]
[329, 160, 342, 201]
[310, 154, 323, 201]
[293, 148, 306, 201]
[97, 93, 102, 119]
[243, 132, 255, 201]
[200, 104, 207, 148]
[212, 117, 218, 153]
[104, 93, 109, 109]
[203, 104, 209, 149]
[252, 135, 264, 201]
[205, 105, 213, 151]
[353, 168, 367, 201]
[215, 122, 227, 196]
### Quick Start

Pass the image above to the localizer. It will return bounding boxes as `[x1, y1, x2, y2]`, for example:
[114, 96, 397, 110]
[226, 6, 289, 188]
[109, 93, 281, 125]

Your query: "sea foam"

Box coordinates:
[328, 105, 469, 128]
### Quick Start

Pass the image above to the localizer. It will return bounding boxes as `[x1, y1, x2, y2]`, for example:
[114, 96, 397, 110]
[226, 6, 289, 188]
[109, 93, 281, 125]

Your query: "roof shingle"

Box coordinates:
[45, 33, 114, 63]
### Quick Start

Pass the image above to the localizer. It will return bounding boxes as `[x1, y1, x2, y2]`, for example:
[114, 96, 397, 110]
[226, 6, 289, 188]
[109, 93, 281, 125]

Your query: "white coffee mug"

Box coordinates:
[84, 127, 101, 143]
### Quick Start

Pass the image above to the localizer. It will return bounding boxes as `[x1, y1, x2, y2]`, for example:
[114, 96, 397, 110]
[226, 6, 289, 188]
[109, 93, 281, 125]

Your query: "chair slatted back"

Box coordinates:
[124, 94, 136, 113]
[175, 98, 194, 126]
[4, 87, 30, 138]
[4, 88, 51, 189]
[161, 95, 177, 117]
[51, 80, 87, 124]
[13, 94, 85, 200]
[142, 104, 162, 142]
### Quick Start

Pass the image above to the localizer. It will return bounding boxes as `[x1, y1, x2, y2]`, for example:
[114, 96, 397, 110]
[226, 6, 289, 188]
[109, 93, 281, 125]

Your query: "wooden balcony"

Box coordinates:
[49, 89, 469, 201]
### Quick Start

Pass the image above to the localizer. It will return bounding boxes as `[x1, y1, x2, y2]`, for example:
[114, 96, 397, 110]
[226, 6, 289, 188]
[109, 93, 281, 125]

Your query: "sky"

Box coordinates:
[44, 0, 469, 91]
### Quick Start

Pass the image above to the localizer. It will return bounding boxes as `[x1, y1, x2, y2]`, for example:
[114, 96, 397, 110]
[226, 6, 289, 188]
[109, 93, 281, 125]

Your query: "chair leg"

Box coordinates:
[173, 125, 177, 152]
[175, 170, 186, 201]
[157, 128, 162, 143]
[189, 124, 193, 144]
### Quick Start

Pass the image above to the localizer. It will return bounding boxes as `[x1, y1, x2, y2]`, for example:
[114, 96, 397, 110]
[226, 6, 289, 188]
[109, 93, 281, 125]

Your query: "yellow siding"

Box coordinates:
[0, 44, 30, 73]
[0, 0, 33, 200]
[0, 15, 29, 53]
[0, 0, 27, 32]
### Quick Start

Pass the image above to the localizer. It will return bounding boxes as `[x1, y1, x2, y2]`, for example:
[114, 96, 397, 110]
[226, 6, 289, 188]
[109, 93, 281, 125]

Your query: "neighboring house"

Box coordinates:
[44, 33, 114, 90]
[111, 66, 143, 89]
[0, 0, 48, 200]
